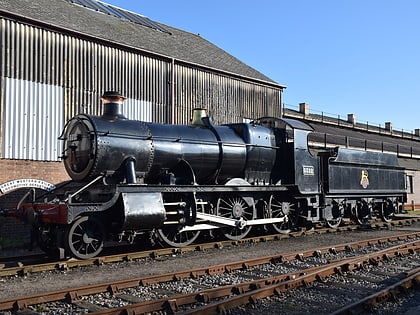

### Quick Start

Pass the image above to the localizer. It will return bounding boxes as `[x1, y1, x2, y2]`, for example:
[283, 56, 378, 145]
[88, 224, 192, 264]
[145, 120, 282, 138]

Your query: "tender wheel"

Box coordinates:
[268, 195, 299, 234]
[65, 216, 105, 259]
[217, 194, 254, 240]
[324, 203, 343, 229]
[380, 201, 395, 223]
[325, 216, 342, 229]
[354, 201, 370, 225]
[156, 227, 201, 247]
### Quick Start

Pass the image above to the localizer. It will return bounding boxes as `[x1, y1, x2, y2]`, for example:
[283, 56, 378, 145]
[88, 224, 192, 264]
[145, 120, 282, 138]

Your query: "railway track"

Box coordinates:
[1, 230, 419, 314]
[0, 216, 417, 278]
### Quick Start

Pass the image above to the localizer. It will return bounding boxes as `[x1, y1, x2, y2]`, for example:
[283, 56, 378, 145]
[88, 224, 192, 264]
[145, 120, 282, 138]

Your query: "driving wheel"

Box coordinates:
[217, 194, 254, 240]
[65, 216, 105, 259]
[268, 195, 299, 234]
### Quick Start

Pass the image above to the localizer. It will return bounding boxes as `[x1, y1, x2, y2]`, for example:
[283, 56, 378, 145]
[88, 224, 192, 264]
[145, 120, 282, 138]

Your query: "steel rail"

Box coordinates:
[86, 240, 420, 315]
[1, 216, 417, 278]
[0, 221, 359, 278]
[330, 266, 420, 315]
[1, 232, 419, 312]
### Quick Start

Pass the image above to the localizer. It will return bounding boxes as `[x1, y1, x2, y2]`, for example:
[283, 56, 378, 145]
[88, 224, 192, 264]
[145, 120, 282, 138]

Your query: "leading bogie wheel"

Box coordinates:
[33, 222, 59, 255]
[156, 193, 201, 247]
[65, 216, 105, 259]
[156, 227, 201, 247]
[32, 222, 60, 255]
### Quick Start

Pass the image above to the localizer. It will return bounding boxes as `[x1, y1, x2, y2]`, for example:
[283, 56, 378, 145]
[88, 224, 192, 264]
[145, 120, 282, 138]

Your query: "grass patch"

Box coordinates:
[406, 210, 420, 215]
[0, 236, 20, 249]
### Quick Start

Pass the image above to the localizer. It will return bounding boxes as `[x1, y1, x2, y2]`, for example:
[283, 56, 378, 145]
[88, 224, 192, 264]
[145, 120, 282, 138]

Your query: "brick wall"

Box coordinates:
[0, 159, 70, 184]
[0, 159, 70, 250]
[0, 190, 33, 248]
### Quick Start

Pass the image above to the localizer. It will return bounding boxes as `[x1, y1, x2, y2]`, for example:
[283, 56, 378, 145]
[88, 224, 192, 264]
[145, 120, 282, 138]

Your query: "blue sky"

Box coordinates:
[104, 0, 420, 132]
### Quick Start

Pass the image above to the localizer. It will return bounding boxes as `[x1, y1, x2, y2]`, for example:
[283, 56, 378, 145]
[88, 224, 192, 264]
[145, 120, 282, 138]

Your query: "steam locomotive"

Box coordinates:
[2, 92, 407, 259]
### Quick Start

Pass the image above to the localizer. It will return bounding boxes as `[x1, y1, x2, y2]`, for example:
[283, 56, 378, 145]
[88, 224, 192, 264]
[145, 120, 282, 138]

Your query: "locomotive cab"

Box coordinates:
[257, 117, 320, 194]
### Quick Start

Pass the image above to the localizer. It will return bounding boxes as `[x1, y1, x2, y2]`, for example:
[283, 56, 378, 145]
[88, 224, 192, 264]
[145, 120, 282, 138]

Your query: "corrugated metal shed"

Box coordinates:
[0, 0, 284, 162]
[0, 0, 281, 83]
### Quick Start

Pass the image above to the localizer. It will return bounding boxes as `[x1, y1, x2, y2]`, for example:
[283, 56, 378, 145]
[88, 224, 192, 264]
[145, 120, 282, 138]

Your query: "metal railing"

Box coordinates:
[282, 103, 420, 140]
[282, 103, 420, 159]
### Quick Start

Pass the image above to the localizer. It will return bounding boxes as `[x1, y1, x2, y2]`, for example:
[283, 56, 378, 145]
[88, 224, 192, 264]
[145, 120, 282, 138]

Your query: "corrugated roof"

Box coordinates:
[0, 0, 282, 86]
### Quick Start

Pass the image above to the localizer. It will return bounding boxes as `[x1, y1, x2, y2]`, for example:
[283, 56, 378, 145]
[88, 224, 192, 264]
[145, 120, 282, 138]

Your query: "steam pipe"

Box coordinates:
[125, 158, 137, 184]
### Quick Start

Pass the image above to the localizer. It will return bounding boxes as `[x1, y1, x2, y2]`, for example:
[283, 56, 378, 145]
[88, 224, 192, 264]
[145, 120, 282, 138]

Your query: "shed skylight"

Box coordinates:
[68, 0, 171, 34]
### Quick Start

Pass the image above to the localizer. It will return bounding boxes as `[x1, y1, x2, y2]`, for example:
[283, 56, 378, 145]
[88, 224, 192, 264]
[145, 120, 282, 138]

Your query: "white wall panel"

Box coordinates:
[3, 78, 64, 161]
[123, 98, 152, 122]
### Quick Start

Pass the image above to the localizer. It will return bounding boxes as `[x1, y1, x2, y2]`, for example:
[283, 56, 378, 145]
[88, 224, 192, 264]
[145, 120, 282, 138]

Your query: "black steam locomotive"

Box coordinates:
[3, 92, 407, 259]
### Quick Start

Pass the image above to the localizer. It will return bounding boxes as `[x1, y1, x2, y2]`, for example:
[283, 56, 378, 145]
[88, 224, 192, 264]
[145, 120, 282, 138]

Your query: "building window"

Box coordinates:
[406, 174, 414, 194]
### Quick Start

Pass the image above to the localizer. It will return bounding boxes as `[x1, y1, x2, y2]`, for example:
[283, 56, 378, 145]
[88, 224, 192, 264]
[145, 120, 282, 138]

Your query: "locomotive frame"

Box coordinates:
[1, 92, 407, 259]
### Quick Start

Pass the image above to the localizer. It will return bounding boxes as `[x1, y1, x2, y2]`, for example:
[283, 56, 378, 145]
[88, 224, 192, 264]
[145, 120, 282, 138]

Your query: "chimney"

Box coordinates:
[299, 102, 309, 116]
[101, 91, 127, 120]
[347, 114, 356, 125]
[385, 122, 393, 132]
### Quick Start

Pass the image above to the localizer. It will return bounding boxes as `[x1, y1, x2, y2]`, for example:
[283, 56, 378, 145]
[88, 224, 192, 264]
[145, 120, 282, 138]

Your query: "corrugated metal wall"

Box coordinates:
[0, 16, 282, 162]
[3, 78, 64, 160]
[173, 66, 281, 125]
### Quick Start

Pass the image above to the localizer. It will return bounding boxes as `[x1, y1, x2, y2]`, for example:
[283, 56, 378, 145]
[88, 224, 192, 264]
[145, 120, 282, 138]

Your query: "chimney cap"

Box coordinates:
[101, 91, 127, 119]
[101, 91, 126, 102]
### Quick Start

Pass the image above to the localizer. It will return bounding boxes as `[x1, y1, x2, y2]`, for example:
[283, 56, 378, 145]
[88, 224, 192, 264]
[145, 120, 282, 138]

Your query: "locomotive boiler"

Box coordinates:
[63, 92, 276, 186]
[1, 92, 407, 259]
